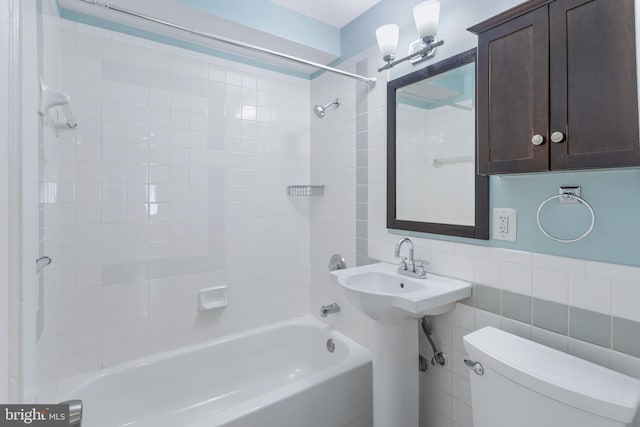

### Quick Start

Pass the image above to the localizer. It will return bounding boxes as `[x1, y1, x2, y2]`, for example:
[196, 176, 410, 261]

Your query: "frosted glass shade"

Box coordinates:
[413, 0, 440, 39]
[375, 24, 399, 58]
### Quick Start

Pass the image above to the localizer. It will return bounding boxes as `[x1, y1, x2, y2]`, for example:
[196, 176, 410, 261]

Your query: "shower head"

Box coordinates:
[313, 98, 341, 118]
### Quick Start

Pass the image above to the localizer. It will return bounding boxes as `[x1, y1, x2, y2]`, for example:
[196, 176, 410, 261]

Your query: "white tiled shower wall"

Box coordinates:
[310, 47, 385, 346]
[38, 16, 311, 390]
[309, 47, 640, 427]
[37, 0, 65, 398]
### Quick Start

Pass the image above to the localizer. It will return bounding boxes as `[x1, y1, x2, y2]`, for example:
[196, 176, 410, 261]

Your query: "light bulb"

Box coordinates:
[375, 24, 399, 61]
[413, 0, 440, 40]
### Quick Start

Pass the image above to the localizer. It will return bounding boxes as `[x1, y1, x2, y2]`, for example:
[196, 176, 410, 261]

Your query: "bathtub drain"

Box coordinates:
[326, 338, 335, 353]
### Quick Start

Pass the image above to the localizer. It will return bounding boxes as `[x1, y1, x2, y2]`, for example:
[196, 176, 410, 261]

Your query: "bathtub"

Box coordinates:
[59, 316, 372, 427]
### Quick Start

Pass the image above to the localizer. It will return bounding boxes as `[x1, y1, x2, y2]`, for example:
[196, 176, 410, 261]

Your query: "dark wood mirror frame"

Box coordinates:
[387, 48, 489, 239]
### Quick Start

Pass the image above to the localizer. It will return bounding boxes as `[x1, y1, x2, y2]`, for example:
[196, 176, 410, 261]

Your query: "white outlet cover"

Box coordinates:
[493, 208, 517, 241]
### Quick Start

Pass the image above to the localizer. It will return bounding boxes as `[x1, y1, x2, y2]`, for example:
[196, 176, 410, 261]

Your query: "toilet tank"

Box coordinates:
[463, 327, 640, 427]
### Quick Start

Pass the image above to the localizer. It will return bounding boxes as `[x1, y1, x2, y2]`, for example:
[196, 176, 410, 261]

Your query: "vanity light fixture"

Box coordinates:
[376, 0, 444, 72]
[375, 24, 400, 64]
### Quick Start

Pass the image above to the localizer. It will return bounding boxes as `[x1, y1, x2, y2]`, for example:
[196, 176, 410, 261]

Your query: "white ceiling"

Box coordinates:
[270, 0, 382, 28]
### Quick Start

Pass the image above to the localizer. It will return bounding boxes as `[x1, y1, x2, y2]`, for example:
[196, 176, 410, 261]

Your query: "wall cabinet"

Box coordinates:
[469, 0, 640, 175]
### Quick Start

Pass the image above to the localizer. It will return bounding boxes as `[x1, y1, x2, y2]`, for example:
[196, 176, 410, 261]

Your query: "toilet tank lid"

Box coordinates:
[463, 327, 640, 424]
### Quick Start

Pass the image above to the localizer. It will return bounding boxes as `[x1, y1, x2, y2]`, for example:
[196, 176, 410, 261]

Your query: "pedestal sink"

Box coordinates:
[331, 262, 471, 427]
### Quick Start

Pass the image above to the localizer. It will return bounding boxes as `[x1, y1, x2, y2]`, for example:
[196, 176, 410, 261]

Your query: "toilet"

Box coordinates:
[463, 327, 640, 427]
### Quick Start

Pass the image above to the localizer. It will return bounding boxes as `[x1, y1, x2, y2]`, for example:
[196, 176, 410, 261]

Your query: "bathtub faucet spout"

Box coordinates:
[320, 303, 341, 318]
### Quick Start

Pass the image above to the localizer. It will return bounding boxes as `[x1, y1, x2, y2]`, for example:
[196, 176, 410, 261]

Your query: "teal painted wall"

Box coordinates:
[392, 169, 640, 267]
[59, 9, 310, 79]
[341, 0, 522, 75]
[177, 0, 340, 57]
[60, 0, 344, 79]
[490, 169, 640, 266]
[345, 0, 640, 267]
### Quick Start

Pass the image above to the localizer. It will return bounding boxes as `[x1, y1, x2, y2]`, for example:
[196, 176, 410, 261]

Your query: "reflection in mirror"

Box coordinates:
[387, 48, 489, 239]
[396, 61, 475, 224]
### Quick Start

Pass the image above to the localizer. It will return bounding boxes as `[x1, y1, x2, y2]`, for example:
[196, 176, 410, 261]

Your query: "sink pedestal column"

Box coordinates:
[331, 262, 472, 426]
[372, 318, 419, 427]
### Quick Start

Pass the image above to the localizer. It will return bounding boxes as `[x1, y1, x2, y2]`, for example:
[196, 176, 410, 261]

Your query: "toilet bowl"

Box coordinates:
[463, 327, 640, 427]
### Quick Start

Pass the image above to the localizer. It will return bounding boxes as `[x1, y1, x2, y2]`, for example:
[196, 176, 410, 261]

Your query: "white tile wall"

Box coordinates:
[40, 19, 311, 380]
[499, 262, 532, 295]
[395, 102, 475, 226]
[612, 280, 640, 322]
[37, 0, 65, 400]
[532, 268, 569, 303]
[569, 274, 612, 314]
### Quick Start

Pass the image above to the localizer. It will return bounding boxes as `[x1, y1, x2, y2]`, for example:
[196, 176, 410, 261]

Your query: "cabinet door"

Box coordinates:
[549, 0, 640, 169]
[477, 7, 550, 174]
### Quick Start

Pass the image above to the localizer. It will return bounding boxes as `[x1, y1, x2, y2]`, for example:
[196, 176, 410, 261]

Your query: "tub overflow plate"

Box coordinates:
[326, 338, 335, 353]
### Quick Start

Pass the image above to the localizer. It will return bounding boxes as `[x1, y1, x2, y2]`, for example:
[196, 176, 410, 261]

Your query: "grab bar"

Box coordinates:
[432, 155, 473, 167]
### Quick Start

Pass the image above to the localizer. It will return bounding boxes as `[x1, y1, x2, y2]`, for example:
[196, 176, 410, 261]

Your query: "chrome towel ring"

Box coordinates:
[536, 193, 595, 243]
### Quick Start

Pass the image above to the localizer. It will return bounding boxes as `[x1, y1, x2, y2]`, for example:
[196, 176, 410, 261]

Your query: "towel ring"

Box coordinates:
[536, 193, 595, 243]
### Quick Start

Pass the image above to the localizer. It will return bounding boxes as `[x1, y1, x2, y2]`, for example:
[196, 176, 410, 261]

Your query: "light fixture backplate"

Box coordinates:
[408, 36, 438, 64]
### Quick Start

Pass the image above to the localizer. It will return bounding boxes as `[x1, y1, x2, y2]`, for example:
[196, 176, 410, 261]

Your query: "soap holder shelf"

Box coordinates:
[287, 185, 324, 196]
[198, 286, 228, 311]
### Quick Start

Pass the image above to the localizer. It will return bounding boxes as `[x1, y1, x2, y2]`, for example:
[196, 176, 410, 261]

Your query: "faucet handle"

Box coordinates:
[406, 259, 414, 272]
[398, 257, 408, 271]
[414, 259, 428, 277]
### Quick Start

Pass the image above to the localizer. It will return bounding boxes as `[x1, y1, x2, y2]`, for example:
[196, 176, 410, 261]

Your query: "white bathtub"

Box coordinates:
[60, 316, 372, 427]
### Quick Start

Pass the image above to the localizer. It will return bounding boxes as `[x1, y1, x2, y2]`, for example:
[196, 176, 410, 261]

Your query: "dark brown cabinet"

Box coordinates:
[469, 0, 640, 175]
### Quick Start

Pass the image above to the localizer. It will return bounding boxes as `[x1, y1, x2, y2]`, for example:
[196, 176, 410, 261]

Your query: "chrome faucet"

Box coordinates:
[320, 303, 341, 318]
[395, 238, 414, 269]
[395, 238, 427, 279]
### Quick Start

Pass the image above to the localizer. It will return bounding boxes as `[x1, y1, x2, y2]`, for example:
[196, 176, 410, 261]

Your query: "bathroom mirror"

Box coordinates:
[387, 48, 489, 239]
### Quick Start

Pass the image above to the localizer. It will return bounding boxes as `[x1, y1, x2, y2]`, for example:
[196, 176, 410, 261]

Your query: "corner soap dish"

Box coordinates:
[287, 185, 324, 196]
[198, 286, 228, 311]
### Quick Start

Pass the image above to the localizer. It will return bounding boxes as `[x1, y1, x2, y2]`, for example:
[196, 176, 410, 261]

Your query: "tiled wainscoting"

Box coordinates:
[409, 244, 640, 427]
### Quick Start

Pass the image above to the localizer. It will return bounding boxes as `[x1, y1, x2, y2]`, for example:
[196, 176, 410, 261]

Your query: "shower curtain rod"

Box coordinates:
[75, 0, 377, 87]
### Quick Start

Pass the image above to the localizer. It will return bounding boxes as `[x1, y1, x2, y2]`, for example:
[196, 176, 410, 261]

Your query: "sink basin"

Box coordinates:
[331, 262, 471, 320]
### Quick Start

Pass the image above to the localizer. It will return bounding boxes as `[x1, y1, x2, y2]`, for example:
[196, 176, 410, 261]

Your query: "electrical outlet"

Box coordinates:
[493, 208, 516, 241]
[497, 214, 509, 233]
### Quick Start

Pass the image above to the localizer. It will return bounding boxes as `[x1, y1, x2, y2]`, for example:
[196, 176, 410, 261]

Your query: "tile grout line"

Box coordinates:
[460, 285, 640, 359]
[355, 59, 368, 266]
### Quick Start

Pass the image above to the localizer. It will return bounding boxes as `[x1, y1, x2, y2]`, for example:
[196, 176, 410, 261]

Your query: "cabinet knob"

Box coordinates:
[551, 131, 565, 143]
[531, 134, 545, 146]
